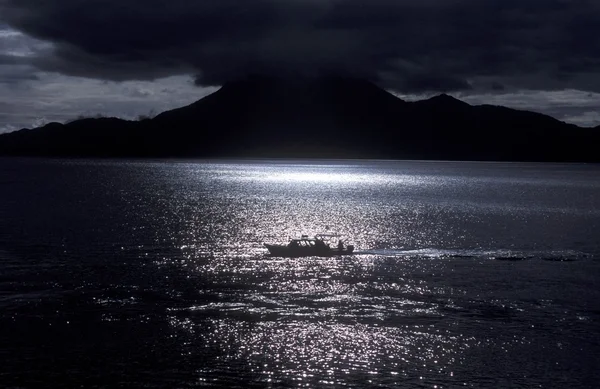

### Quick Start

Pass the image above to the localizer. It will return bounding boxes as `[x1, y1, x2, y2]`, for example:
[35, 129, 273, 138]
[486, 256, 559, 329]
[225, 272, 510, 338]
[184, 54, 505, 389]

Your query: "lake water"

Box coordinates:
[1, 158, 599, 388]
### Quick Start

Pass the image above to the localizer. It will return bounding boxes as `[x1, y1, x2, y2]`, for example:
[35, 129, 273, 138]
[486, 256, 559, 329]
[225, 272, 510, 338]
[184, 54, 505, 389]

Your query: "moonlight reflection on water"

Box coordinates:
[164, 252, 471, 387]
[141, 160, 599, 387]
[0, 159, 599, 388]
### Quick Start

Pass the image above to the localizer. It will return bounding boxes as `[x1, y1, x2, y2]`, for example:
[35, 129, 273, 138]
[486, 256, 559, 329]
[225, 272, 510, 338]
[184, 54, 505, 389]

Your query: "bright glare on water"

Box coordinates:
[0, 158, 599, 388]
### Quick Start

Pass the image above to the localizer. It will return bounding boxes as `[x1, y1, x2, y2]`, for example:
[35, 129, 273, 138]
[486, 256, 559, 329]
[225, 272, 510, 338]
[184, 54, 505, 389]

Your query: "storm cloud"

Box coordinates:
[1, 0, 600, 93]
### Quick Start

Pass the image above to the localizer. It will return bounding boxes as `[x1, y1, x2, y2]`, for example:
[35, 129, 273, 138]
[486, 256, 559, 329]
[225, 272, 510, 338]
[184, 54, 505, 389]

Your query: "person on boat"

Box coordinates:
[338, 240, 344, 251]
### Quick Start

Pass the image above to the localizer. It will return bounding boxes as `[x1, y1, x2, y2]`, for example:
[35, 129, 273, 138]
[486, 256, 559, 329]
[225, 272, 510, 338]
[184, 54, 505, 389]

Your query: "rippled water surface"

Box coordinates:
[1, 158, 599, 388]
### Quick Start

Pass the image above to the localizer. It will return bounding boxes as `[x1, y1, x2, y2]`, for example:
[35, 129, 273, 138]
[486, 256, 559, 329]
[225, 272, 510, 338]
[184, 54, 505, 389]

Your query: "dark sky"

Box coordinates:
[1, 0, 599, 131]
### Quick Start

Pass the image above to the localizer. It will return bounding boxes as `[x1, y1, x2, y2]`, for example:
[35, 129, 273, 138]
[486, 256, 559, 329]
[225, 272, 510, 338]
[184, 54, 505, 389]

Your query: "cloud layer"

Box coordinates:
[2, 0, 600, 92]
[0, 71, 217, 133]
[1, 1, 599, 130]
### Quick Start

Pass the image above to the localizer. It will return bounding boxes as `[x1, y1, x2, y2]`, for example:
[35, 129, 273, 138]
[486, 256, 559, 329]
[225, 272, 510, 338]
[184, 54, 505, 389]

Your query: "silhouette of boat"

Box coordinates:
[264, 234, 354, 257]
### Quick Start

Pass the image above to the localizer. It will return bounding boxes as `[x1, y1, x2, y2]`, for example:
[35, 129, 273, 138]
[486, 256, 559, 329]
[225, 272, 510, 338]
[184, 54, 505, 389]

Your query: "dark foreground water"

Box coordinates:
[1, 158, 599, 388]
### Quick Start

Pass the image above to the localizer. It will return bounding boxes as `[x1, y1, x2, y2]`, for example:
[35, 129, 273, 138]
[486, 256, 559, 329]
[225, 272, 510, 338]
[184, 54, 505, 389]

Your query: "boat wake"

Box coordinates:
[353, 248, 590, 262]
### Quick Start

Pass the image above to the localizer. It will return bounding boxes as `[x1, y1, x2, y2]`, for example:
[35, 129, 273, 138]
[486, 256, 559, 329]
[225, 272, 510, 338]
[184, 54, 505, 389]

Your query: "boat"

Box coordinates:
[264, 233, 354, 257]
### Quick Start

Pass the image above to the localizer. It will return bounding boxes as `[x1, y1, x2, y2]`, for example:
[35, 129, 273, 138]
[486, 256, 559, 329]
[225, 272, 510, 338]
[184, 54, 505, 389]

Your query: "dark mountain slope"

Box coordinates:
[0, 76, 597, 161]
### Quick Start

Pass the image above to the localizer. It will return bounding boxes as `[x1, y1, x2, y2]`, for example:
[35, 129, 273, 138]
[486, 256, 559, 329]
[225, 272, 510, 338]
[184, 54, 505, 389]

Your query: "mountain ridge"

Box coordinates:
[0, 76, 597, 162]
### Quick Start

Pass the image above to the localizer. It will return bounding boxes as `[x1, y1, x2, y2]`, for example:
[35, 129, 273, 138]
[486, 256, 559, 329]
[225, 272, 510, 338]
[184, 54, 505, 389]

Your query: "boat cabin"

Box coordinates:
[288, 235, 328, 248]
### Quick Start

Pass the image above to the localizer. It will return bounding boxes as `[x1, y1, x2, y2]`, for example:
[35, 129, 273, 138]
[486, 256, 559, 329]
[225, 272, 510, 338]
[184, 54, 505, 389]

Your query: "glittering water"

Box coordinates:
[1, 158, 599, 388]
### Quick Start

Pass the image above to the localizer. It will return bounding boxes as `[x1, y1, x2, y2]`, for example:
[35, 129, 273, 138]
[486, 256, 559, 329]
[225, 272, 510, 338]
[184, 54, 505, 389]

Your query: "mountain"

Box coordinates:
[0, 75, 598, 162]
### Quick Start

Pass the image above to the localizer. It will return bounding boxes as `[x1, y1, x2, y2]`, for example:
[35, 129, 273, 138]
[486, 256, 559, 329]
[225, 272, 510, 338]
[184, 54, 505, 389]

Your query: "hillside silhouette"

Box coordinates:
[0, 76, 598, 162]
